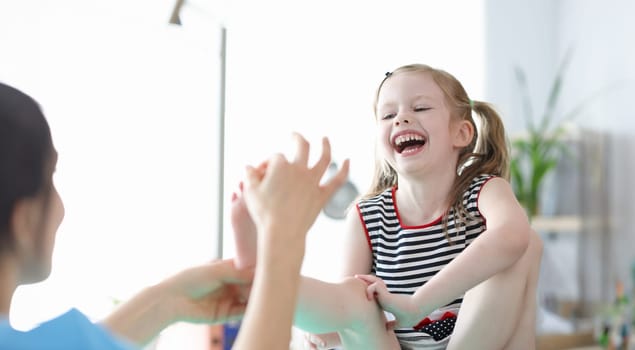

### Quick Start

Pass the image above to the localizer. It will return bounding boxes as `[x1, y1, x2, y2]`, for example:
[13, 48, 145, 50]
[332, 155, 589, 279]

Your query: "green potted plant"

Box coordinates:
[510, 49, 610, 218]
[509, 60, 571, 219]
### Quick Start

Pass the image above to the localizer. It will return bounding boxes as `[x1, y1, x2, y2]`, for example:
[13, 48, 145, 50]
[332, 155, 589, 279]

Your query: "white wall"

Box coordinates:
[221, 0, 486, 281]
[484, 0, 559, 134]
[485, 0, 635, 306]
[556, 0, 635, 295]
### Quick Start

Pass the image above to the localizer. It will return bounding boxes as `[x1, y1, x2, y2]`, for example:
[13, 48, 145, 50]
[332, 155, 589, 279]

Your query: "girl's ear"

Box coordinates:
[453, 120, 474, 148]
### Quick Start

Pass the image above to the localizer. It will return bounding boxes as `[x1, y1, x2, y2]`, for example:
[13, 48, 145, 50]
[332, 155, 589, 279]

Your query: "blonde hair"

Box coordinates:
[364, 64, 510, 240]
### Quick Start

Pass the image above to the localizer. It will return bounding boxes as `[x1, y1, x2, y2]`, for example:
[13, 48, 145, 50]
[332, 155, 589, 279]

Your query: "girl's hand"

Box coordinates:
[355, 274, 419, 328]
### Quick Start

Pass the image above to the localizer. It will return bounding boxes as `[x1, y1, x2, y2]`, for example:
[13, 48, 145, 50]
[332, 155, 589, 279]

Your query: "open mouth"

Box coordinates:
[393, 133, 427, 154]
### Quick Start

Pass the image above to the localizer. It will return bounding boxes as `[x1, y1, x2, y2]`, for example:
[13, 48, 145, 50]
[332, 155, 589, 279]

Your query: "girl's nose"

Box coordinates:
[394, 117, 410, 126]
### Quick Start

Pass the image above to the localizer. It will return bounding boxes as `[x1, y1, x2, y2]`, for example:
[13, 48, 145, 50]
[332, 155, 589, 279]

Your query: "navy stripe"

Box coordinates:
[358, 175, 492, 344]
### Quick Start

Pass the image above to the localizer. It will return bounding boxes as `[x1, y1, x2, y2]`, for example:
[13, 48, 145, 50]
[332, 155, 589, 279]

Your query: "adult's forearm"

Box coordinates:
[295, 276, 399, 350]
[294, 276, 369, 333]
[233, 230, 305, 350]
[102, 284, 172, 346]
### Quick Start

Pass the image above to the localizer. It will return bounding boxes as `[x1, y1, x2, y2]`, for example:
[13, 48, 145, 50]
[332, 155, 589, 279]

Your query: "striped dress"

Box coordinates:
[356, 174, 494, 349]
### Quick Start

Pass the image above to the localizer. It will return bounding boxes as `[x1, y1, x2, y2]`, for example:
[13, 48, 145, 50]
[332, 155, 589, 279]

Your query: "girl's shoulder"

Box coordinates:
[469, 174, 497, 189]
[357, 187, 394, 205]
[463, 174, 498, 203]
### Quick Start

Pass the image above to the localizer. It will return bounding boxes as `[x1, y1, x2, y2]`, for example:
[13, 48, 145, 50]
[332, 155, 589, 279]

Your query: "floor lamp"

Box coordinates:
[170, 0, 227, 261]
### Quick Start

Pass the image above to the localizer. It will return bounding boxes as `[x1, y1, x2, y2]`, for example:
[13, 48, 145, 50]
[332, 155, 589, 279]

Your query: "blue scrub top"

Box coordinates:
[0, 308, 137, 350]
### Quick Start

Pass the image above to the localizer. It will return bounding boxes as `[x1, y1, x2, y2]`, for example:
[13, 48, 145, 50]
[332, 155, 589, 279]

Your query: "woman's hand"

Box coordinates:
[162, 259, 254, 324]
[241, 133, 349, 250]
[233, 134, 350, 350]
[104, 259, 253, 346]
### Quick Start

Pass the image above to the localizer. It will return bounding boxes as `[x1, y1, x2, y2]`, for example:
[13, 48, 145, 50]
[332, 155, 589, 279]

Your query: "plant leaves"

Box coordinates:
[514, 66, 535, 131]
[540, 46, 574, 134]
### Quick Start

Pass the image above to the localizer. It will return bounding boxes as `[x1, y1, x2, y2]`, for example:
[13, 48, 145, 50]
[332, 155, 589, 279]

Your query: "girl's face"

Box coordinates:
[375, 71, 465, 177]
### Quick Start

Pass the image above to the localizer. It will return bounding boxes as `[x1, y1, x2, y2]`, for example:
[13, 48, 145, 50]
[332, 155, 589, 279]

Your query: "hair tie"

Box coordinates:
[385, 71, 393, 77]
[469, 99, 474, 108]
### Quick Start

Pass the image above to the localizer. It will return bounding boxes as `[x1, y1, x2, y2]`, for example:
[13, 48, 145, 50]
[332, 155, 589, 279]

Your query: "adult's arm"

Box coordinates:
[103, 259, 253, 346]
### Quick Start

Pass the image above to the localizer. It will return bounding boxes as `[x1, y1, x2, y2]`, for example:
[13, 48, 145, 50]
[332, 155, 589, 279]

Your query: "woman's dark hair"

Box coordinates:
[0, 82, 54, 251]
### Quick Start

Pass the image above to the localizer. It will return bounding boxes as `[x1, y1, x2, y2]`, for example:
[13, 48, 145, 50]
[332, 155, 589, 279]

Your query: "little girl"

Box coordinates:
[233, 64, 543, 350]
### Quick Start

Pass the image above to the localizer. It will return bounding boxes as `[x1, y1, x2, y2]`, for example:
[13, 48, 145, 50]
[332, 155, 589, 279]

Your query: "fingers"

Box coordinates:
[244, 165, 262, 189]
[253, 134, 337, 183]
[292, 132, 311, 165]
[311, 137, 332, 175]
[254, 161, 268, 181]
[303, 333, 324, 350]
[204, 259, 254, 284]
[224, 304, 247, 323]
[354, 273, 376, 284]
[209, 287, 248, 323]
[255, 160, 268, 172]
[313, 137, 331, 175]
[355, 274, 381, 300]
[303, 338, 318, 350]
[321, 158, 350, 198]
[365, 282, 381, 301]
[214, 294, 234, 322]
[243, 160, 269, 189]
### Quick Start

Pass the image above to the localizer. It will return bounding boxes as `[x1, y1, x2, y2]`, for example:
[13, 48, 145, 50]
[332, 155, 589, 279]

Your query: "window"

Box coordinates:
[222, 0, 486, 282]
[2, 1, 485, 349]
[2, 2, 223, 341]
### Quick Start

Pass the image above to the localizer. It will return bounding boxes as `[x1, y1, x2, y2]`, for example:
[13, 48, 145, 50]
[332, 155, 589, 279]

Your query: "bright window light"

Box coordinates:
[1, 1, 484, 349]
[1, 0, 223, 339]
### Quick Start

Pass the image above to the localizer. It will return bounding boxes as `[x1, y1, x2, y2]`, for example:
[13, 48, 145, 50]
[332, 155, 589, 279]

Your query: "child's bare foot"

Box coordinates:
[231, 181, 258, 269]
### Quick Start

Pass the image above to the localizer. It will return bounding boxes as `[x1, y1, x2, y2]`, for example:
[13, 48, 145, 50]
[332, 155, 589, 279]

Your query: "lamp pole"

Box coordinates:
[216, 26, 227, 260]
[169, 0, 227, 260]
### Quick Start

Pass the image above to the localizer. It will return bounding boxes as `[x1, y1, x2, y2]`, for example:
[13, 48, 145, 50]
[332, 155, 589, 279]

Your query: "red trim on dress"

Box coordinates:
[475, 175, 498, 225]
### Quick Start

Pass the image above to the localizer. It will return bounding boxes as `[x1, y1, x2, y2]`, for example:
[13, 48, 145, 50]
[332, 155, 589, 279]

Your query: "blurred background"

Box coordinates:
[1, 0, 634, 349]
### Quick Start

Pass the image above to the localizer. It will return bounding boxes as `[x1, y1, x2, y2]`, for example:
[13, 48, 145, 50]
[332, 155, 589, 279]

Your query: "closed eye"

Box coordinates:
[414, 107, 431, 112]
[382, 113, 396, 120]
